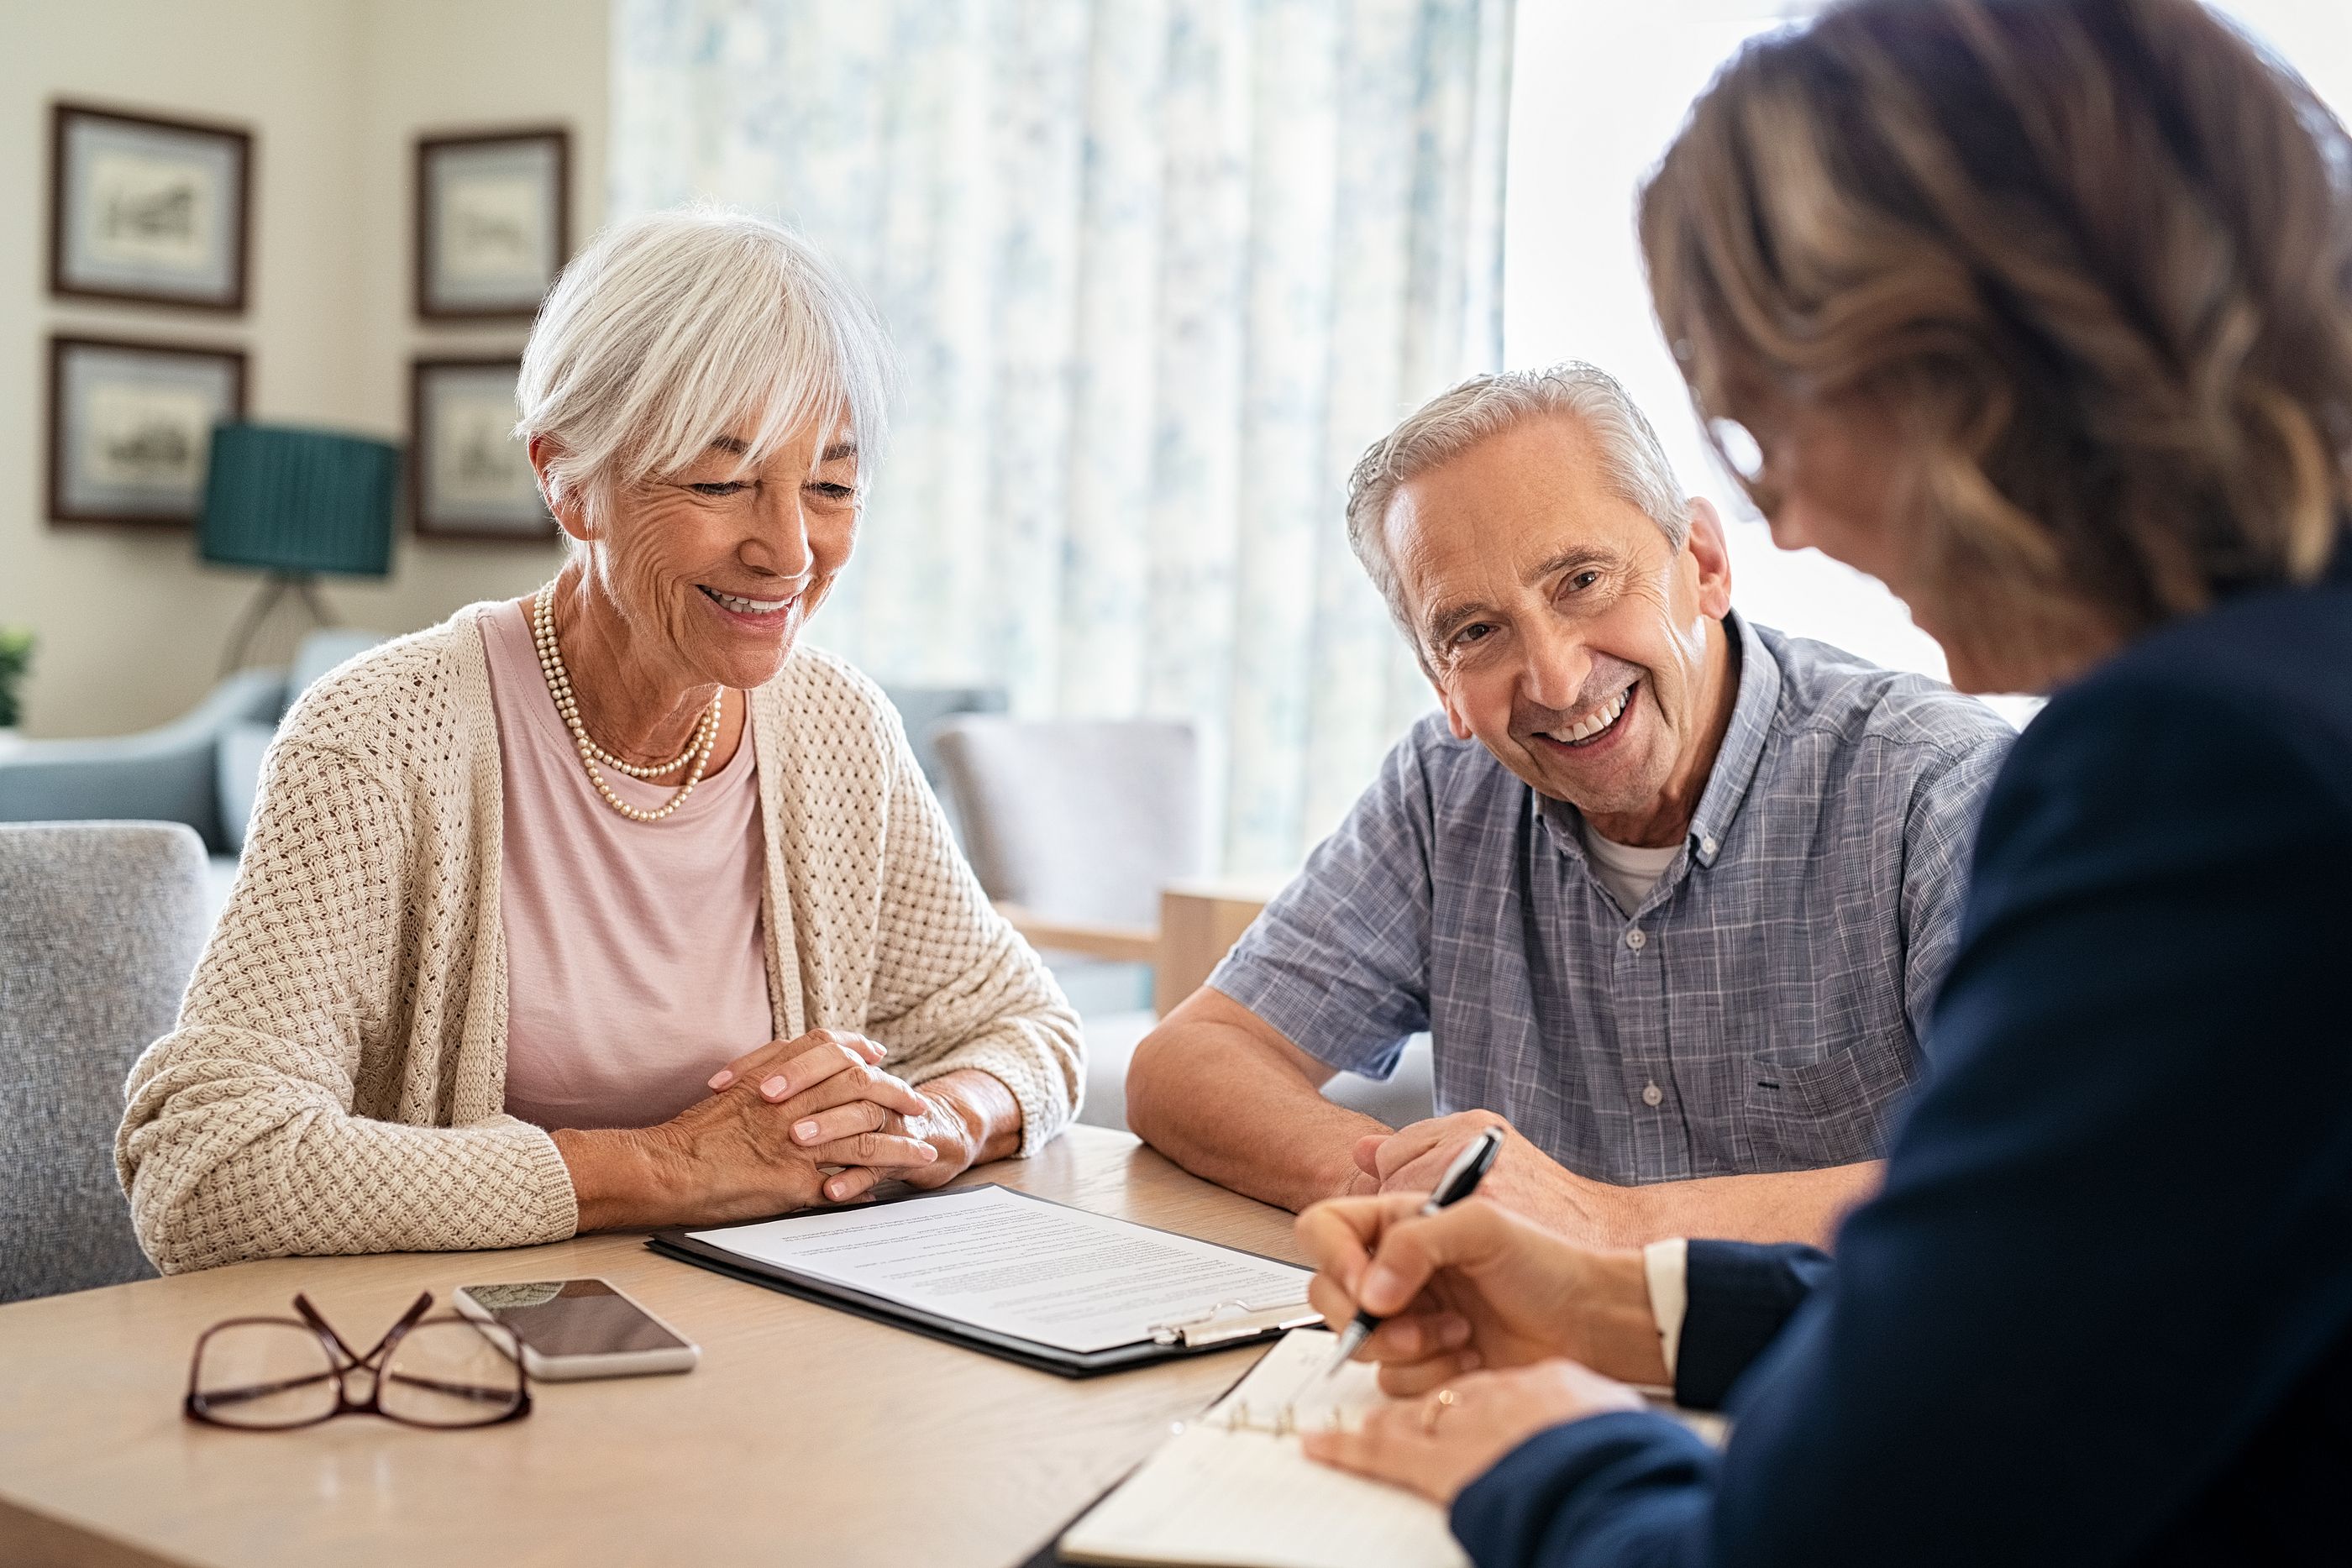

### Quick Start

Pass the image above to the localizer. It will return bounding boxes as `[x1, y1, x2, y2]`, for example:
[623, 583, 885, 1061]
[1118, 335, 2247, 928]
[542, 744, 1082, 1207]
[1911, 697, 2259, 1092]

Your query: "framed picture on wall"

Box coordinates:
[48, 336, 248, 527]
[50, 102, 252, 312]
[411, 357, 557, 539]
[415, 127, 570, 320]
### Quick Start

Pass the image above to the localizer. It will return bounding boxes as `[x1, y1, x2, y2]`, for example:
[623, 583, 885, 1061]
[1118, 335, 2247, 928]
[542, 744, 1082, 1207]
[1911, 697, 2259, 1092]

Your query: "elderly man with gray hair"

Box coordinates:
[1127, 362, 2013, 1257]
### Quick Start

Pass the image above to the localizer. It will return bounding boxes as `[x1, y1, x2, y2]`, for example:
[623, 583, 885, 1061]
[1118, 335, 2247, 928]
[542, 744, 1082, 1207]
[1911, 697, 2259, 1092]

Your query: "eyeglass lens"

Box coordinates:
[378, 1321, 526, 1426]
[191, 1324, 342, 1429]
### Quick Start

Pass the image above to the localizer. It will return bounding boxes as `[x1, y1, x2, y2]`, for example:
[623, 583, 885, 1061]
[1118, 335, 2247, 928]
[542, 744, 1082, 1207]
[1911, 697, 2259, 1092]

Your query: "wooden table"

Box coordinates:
[0, 1126, 1306, 1568]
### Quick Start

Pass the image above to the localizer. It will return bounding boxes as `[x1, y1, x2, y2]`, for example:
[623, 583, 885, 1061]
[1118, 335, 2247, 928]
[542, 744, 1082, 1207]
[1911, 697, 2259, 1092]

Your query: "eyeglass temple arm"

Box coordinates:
[293, 1290, 436, 1366]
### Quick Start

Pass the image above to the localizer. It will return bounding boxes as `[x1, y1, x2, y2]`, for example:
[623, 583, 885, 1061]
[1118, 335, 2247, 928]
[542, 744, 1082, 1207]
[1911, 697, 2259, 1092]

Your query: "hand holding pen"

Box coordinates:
[1294, 1125, 1675, 1394]
[1314, 1126, 1507, 1382]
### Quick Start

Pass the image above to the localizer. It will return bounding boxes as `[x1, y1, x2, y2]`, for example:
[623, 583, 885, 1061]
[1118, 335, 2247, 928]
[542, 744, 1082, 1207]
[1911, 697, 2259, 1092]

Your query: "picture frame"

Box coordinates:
[50, 102, 252, 312]
[411, 357, 558, 540]
[415, 127, 570, 321]
[48, 335, 249, 527]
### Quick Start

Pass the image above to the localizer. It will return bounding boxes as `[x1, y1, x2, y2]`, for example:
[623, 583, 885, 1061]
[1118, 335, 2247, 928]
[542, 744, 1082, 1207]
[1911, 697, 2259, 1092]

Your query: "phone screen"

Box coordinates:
[464, 1279, 687, 1356]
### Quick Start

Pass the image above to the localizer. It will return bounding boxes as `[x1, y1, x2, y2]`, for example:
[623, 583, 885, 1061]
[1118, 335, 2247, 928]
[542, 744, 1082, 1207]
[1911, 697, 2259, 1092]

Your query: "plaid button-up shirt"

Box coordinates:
[1210, 614, 2015, 1183]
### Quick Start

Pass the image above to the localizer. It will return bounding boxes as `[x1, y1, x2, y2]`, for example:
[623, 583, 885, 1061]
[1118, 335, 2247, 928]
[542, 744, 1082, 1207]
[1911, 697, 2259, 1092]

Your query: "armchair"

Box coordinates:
[930, 714, 1436, 1132]
[0, 632, 386, 906]
[0, 671, 282, 855]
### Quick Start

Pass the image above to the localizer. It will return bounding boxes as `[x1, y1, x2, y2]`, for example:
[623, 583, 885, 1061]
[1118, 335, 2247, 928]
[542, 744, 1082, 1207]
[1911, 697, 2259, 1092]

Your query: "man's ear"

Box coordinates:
[1683, 496, 1735, 620]
[1436, 674, 1474, 742]
[528, 434, 592, 546]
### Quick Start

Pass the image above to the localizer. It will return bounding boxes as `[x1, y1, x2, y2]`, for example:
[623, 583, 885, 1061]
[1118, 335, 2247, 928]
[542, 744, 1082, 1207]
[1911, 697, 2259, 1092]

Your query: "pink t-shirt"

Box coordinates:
[480, 600, 774, 1130]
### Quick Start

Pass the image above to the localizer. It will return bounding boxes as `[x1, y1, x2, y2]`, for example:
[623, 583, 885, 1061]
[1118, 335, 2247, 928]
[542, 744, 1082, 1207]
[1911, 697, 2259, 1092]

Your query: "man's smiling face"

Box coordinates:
[1386, 413, 1736, 845]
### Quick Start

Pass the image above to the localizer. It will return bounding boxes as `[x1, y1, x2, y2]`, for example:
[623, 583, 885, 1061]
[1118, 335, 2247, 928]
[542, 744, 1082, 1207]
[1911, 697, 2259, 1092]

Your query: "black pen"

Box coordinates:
[1315, 1125, 1507, 1382]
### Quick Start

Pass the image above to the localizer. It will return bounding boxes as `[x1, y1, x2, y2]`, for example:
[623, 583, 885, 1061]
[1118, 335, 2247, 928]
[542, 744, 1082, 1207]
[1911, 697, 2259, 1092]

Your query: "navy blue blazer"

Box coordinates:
[1451, 547, 2352, 1567]
[1670, 1240, 1831, 1413]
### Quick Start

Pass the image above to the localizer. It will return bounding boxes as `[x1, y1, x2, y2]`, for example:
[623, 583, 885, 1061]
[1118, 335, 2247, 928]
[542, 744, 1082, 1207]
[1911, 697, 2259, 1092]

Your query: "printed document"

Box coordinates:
[685, 1186, 1312, 1354]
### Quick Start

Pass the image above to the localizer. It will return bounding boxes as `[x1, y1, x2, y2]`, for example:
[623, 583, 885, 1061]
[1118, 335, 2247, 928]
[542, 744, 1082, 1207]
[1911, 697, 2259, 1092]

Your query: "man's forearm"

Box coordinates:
[1126, 1020, 1390, 1212]
[1620, 1161, 1882, 1249]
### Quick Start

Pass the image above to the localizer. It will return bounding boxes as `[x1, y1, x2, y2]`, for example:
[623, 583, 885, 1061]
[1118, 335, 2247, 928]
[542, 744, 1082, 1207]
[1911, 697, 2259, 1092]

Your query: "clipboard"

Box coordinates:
[647, 1184, 1322, 1378]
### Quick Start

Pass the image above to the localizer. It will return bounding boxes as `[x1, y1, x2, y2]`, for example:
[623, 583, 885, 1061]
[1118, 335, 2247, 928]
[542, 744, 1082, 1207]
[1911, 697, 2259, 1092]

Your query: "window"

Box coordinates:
[1503, 0, 2348, 721]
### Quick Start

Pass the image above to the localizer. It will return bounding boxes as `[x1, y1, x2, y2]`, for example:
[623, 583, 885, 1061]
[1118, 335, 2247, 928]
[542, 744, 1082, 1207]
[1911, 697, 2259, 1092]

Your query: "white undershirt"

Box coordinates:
[1582, 825, 1684, 915]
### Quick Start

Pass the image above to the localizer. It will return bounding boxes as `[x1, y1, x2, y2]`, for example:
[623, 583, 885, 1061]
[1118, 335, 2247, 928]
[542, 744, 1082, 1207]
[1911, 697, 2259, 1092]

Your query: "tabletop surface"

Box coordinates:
[0, 1125, 1308, 1568]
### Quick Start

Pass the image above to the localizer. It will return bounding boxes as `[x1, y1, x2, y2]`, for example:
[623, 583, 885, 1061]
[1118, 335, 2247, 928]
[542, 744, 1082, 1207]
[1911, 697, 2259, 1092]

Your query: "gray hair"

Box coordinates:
[517, 207, 895, 525]
[1344, 361, 1691, 643]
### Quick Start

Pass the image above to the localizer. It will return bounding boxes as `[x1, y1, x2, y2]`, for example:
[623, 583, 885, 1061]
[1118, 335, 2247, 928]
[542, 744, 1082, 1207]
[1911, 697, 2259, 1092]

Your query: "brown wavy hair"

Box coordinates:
[1641, 0, 2352, 657]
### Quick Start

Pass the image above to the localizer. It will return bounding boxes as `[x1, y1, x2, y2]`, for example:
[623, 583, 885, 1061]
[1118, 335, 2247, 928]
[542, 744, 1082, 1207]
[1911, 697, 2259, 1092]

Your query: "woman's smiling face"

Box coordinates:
[558, 415, 863, 693]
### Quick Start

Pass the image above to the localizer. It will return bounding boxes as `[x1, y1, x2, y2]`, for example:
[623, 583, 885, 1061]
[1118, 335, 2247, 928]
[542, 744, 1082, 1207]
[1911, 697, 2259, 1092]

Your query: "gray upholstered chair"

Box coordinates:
[0, 821, 209, 1302]
[877, 684, 1008, 846]
[932, 714, 1436, 1133]
[932, 717, 1207, 940]
[932, 717, 1203, 1124]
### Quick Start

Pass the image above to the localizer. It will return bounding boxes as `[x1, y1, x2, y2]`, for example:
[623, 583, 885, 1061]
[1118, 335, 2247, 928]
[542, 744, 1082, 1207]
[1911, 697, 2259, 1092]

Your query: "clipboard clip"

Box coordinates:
[1147, 1298, 1321, 1349]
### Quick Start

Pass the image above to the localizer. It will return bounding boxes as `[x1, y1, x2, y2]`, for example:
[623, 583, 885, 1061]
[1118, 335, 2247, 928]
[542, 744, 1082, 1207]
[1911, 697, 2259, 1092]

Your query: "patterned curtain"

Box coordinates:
[612, 0, 1512, 873]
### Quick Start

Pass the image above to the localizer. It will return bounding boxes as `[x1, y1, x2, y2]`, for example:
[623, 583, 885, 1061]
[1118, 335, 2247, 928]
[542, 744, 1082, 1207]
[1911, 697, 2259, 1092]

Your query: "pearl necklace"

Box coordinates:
[532, 587, 722, 823]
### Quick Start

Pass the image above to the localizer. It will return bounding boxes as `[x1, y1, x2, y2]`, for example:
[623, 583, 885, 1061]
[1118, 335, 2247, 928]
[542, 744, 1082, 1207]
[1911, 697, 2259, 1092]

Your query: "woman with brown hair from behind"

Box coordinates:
[1283, 2, 2352, 1561]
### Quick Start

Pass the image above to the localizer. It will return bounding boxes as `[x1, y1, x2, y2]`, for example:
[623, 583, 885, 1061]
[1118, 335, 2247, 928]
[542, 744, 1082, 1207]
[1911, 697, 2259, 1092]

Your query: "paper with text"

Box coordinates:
[1059, 1329, 1471, 1568]
[685, 1187, 1312, 1354]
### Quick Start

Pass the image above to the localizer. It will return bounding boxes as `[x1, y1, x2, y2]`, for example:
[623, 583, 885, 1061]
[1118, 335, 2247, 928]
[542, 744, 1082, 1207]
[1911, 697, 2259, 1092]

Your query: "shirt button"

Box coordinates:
[1641, 1081, 1664, 1107]
[1625, 928, 1646, 951]
[1700, 836, 1719, 857]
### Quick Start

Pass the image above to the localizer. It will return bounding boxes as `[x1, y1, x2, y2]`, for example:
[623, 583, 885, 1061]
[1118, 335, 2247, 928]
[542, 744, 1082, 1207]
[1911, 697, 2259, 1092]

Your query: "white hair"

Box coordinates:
[517, 207, 895, 524]
[1344, 361, 1691, 644]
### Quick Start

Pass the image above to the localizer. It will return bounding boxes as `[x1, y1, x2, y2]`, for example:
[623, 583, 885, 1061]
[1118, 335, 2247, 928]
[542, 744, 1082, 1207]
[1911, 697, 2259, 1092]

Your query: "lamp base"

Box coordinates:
[222, 572, 339, 676]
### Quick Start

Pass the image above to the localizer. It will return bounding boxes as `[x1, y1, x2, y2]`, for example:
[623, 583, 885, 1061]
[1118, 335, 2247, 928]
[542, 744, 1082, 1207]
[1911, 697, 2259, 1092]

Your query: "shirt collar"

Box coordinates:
[1686, 609, 1780, 868]
[1533, 609, 1780, 870]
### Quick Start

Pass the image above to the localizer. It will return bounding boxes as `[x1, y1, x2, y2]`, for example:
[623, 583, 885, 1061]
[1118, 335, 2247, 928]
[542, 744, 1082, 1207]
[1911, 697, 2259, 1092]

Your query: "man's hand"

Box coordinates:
[1360, 1111, 1648, 1248]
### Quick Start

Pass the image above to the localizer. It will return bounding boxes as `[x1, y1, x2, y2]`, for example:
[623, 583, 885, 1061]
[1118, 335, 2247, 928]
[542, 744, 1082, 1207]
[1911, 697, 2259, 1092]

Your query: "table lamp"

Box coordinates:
[200, 422, 398, 674]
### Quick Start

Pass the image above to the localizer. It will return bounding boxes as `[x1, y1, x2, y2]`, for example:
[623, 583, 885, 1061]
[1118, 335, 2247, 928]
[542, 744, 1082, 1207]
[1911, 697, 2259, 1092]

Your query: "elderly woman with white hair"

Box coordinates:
[117, 211, 1082, 1272]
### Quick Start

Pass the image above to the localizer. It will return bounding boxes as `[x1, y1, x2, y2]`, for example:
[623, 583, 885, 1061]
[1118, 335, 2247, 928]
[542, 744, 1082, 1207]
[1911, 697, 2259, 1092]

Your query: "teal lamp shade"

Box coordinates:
[200, 423, 398, 577]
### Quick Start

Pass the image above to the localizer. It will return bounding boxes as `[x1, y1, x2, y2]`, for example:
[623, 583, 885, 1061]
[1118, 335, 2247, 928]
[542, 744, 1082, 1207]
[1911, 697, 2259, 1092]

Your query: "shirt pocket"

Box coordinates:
[1740, 1043, 1915, 1171]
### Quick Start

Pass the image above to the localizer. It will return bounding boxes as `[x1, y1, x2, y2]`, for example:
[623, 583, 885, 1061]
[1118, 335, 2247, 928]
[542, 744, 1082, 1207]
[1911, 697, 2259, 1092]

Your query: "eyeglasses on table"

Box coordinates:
[184, 1290, 531, 1430]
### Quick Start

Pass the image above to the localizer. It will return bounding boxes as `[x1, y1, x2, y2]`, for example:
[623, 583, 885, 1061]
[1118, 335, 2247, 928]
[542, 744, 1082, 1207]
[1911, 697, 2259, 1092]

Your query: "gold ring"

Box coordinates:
[1421, 1387, 1457, 1434]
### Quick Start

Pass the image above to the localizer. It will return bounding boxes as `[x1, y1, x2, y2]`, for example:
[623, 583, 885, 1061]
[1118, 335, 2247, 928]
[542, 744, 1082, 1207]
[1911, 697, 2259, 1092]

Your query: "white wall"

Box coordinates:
[0, 0, 606, 738]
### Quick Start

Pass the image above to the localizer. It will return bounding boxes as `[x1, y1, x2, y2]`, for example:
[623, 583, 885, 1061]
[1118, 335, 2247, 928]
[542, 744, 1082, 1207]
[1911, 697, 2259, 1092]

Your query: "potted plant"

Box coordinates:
[0, 628, 33, 745]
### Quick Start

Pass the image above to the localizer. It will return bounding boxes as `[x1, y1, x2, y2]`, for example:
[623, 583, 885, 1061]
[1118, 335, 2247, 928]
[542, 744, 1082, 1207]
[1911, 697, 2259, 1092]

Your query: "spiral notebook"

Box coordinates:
[1056, 1329, 1471, 1568]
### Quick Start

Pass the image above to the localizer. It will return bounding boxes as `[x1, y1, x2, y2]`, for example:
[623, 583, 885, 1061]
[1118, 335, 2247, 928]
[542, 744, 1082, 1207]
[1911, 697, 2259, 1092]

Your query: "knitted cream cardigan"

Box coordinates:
[116, 606, 1083, 1274]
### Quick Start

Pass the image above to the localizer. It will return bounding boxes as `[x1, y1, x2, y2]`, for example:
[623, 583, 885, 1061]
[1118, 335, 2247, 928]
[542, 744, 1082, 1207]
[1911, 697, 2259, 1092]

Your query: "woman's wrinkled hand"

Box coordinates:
[557, 1034, 1026, 1230]
[696, 1029, 944, 1201]
[1301, 1360, 1644, 1503]
[1294, 1193, 1669, 1395]
[557, 1030, 933, 1228]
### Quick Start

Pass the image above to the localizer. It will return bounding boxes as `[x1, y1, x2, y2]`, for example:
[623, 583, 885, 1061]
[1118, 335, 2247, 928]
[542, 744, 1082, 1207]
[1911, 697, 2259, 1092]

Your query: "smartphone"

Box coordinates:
[453, 1278, 700, 1382]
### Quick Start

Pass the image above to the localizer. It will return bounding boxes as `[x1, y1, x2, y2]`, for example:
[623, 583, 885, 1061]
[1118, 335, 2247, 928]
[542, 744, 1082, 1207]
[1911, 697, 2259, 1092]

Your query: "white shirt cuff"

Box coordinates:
[1642, 1236, 1690, 1382]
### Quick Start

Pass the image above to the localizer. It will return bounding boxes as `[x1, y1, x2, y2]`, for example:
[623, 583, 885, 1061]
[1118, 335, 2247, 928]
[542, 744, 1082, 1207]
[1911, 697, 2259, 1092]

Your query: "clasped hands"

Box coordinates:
[560, 1028, 989, 1231]
[693, 1028, 980, 1206]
